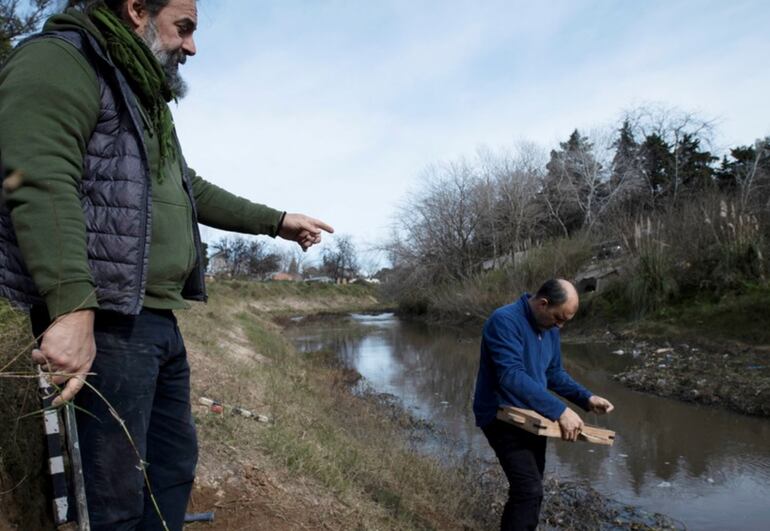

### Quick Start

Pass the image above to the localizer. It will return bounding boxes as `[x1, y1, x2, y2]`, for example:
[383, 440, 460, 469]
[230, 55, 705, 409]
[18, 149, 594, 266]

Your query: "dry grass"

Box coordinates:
[1, 281, 682, 530]
[0, 301, 51, 530]
[425, 235, 594, 324]
[180, 281, 492, 530]
[0, 282, 393, 530]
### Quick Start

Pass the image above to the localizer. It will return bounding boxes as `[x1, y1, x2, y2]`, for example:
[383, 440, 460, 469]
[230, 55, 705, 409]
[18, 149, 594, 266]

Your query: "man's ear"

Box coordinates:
[124, 0, 149, 31]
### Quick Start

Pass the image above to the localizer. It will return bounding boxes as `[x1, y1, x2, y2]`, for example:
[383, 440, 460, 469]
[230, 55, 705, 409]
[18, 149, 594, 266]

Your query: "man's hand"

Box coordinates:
[31, 309, 96, 406]
[558, 407, 584, 442]
[278, 213, 334, 251]
[587, 395, 614, 414]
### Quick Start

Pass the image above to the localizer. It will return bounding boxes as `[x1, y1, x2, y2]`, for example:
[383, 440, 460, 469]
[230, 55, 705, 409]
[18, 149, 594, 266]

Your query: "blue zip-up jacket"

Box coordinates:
[472, 293, 592, 427]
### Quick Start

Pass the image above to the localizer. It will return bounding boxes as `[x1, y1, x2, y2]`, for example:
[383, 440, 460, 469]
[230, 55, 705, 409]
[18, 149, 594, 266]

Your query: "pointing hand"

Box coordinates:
[278, 213, 334, 251]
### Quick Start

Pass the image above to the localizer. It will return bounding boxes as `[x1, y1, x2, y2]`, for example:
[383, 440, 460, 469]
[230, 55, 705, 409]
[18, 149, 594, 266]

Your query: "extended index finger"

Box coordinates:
[52, 375, 85, 407]
[305, 218, 334, 234]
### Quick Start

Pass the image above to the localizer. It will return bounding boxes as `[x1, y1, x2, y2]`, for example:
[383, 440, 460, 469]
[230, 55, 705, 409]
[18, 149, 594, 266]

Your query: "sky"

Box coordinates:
[171, 0, 770, 271]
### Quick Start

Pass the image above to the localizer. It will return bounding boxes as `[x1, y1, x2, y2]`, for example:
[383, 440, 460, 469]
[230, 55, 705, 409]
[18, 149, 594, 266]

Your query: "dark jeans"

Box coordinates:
[482, 419, 547, 531]
[32, 307, 198, 531]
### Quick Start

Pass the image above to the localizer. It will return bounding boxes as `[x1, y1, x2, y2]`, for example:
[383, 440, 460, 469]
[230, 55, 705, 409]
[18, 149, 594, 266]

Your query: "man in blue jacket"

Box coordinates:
[473, 278, 614, 531]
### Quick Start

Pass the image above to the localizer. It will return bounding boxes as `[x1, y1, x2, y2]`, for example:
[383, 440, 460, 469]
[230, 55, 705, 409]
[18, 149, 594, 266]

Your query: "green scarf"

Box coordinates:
[89, 5, 175, 171]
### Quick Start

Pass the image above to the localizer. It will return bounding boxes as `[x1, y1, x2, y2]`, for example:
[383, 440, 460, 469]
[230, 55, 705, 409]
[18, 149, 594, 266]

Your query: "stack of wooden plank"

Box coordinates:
[497, 406, 615, 446]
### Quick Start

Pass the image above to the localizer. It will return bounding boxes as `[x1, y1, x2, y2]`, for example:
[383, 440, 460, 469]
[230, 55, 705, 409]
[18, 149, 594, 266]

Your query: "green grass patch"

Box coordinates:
[649, 283, 770, 343]
[580, 279, 770, 345]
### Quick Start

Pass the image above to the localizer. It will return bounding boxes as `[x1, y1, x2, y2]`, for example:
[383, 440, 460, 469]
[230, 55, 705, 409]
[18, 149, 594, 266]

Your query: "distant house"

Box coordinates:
[481, 249, 529, 271]
[304, 276, 334, 284]
[482, 254, 513, 271]
[208, 251, 229, 276]
[351, 277, 380, 284]
[372, 267, 394, 284]
[271, 272, 303, 282]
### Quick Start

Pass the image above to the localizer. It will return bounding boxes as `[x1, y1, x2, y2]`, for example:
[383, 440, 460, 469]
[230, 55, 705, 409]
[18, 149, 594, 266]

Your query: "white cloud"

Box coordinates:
[173, 0, 770, 265]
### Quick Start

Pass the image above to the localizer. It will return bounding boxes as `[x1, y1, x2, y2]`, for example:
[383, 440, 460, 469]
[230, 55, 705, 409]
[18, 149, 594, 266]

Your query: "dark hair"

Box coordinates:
[69, 0, 170, 17]
[535, 279, 567, 306]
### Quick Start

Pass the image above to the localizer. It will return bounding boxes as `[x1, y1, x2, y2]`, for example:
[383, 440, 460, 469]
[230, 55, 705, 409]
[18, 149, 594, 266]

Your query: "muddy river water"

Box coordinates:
[287, 312, 770, 530]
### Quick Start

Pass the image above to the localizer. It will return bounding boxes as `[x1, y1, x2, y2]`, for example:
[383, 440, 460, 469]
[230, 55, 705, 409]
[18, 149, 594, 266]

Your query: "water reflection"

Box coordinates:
[288, 314, 770, 531]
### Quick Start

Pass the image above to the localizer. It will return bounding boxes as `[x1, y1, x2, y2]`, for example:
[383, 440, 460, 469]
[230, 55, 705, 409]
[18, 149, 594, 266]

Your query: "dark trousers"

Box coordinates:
[32, 307, 198, 531]
[482, 419, 547, 531]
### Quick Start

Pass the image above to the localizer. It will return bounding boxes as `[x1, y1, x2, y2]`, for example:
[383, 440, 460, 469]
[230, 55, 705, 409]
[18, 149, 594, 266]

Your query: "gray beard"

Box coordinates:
[142, 18, 188, 99]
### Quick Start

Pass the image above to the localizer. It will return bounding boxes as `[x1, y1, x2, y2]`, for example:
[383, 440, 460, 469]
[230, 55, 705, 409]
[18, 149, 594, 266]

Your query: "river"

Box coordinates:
[286, 312, 770, 531]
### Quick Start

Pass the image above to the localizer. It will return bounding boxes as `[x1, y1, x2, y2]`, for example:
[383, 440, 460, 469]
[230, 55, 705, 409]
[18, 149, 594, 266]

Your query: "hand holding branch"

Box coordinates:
[31, 309, 96, 406]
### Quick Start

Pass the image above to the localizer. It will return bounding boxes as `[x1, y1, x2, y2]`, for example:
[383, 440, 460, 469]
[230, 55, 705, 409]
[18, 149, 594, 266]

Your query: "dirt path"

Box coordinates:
[184, 314, 364, 530]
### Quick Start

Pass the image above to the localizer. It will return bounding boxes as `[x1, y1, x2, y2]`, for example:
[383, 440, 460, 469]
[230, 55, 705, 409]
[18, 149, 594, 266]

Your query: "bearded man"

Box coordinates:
[0, 1, 332, 529]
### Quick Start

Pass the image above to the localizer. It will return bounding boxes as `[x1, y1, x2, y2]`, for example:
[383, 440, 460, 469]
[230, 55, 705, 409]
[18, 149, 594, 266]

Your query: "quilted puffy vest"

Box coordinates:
[0, 29, 206, 314]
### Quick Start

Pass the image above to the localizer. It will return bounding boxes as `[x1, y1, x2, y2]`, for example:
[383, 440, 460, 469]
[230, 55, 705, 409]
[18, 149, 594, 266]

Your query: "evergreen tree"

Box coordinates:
[639, 133, 673, 205]
[288, 256, 299, 275]
[676, 133, 716, 194]
[716, 139, 770, 208]
[611, 120, 638, 186]
[716, 154, 734, 190]
[716, 143, 769, 189]
[609, 119, 649, 208]
[552, 129, 597, 182]
[542, 129, 604, 234]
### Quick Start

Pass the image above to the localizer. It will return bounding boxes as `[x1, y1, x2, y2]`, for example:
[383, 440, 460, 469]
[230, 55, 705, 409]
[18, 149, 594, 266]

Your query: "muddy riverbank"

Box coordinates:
[566, 326, 770, 417]
[319, 366, 683, 531]
[612, 341, 770, 417]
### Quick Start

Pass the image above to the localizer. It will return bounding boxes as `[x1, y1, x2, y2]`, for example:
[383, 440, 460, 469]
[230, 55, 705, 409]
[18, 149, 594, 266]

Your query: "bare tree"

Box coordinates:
[388, 145, 552, 293]
[541, 129, 623, 235]
[278, 245, 306, 276]
[477, 143, 544, 258]
[212, 236, 248, 277]
[0, 0, 56, 62]
[321, 234, 359, 282]
[732, 138, 770, 213]
[392, 159, 487, 282]
[212, 236, 280, 279]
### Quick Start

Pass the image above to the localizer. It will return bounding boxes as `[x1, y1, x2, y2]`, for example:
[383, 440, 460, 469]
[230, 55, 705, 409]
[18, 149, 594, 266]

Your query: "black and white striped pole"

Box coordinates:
[38, 367, 90, 530]
[38, 367, 70, 527]
[64, 401, 89, 530]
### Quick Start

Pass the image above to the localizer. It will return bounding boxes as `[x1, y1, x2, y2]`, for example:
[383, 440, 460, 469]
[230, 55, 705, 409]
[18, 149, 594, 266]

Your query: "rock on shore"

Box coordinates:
[614, 341, 770, 416]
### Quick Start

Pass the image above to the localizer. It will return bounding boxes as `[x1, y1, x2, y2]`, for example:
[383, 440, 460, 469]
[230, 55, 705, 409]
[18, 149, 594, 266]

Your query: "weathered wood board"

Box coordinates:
[496, 406, 615, 446]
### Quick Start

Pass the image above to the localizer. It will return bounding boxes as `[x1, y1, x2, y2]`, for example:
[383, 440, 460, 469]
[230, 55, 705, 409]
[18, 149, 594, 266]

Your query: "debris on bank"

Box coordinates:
[199, 396, 270, 423]
[540, 478, 683, 530]
[477, 467, 682, 531]
[613, 341, 770, 416]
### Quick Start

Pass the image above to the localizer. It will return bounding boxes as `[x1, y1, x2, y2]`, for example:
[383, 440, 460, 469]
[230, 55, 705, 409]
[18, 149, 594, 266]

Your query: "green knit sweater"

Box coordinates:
[0, 32, 283, 319]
